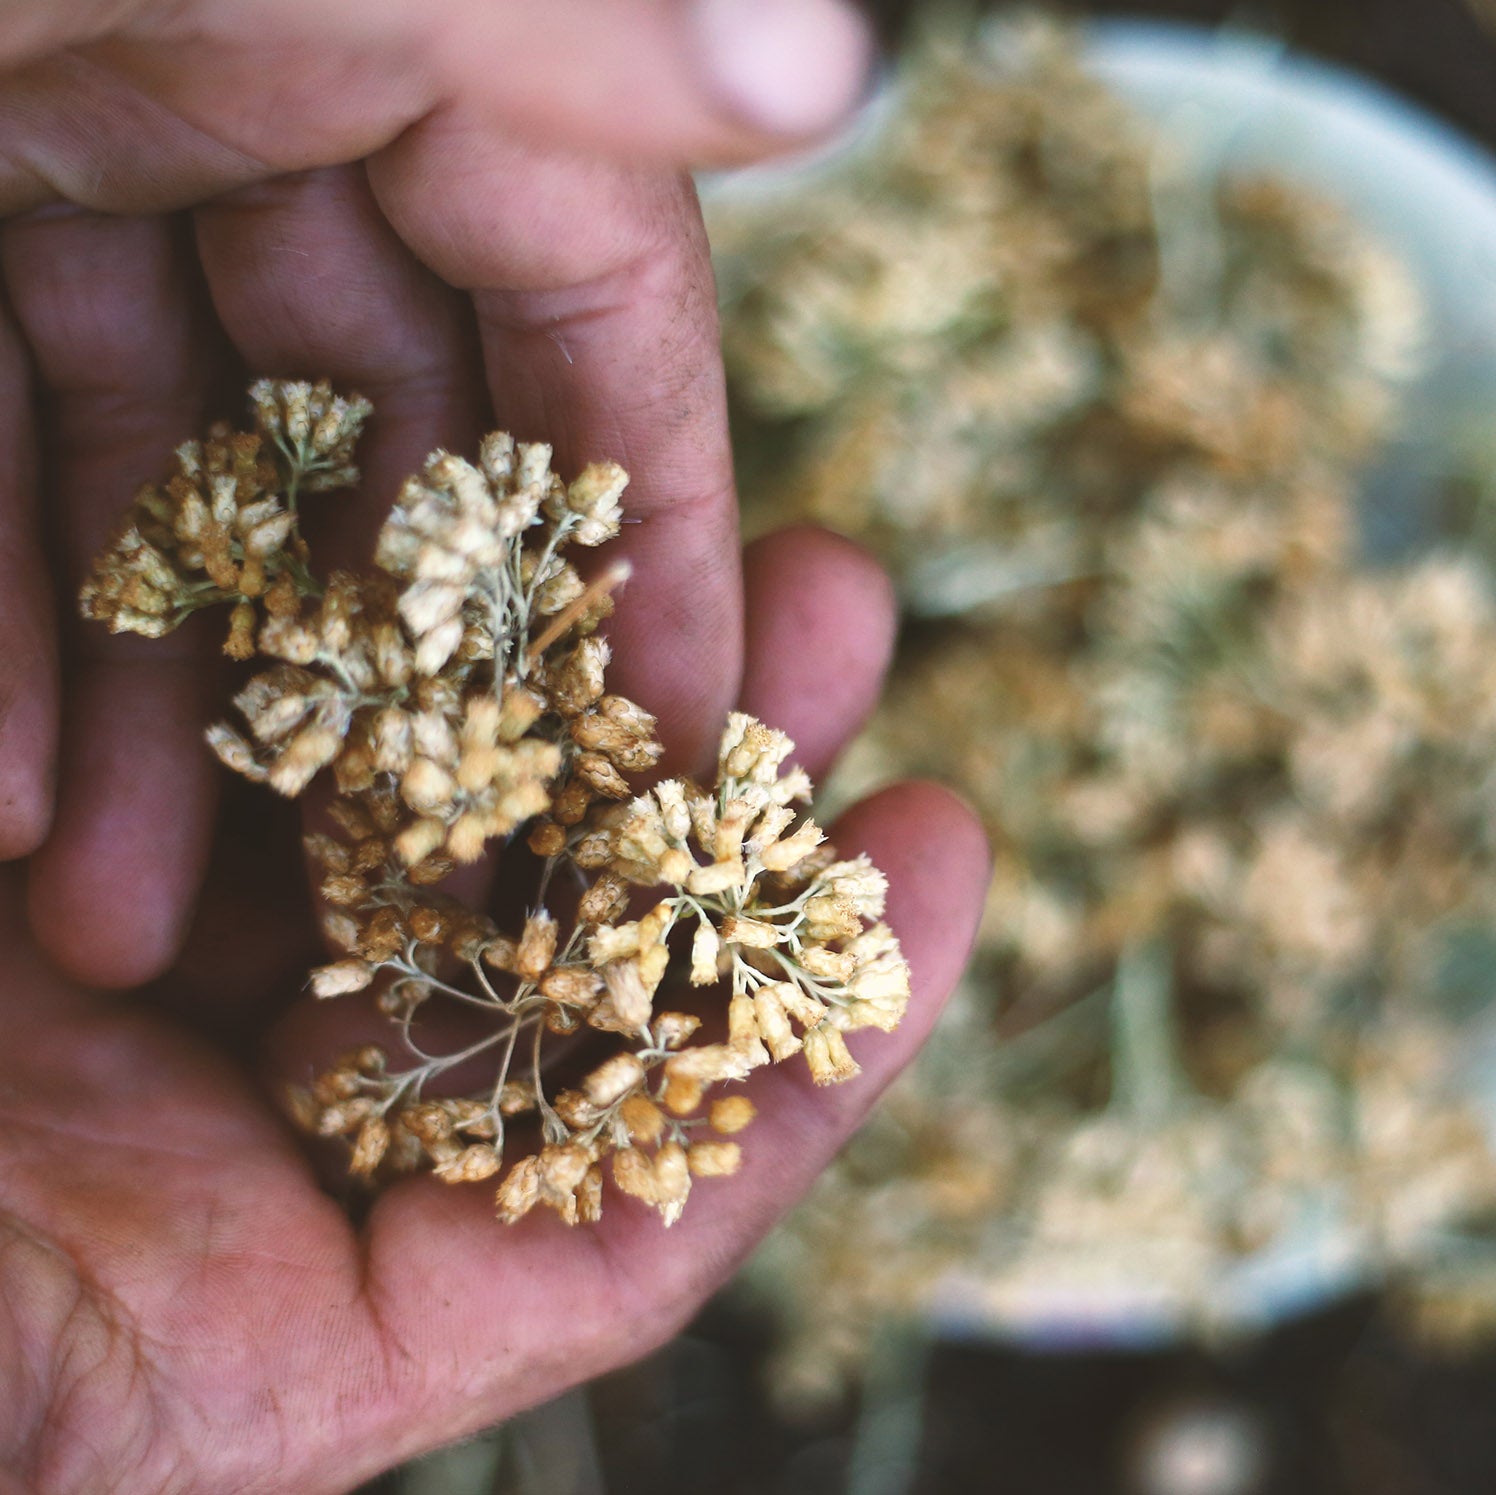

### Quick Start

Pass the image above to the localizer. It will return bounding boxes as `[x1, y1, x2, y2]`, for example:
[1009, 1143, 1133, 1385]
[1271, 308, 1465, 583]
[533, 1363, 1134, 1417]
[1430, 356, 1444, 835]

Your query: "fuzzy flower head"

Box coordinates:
[79, 379, 371, 659]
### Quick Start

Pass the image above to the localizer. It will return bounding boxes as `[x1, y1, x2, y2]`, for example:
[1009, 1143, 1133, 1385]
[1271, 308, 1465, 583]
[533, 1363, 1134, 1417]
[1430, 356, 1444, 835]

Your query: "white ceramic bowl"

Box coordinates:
[1090, 20, 1496, 560]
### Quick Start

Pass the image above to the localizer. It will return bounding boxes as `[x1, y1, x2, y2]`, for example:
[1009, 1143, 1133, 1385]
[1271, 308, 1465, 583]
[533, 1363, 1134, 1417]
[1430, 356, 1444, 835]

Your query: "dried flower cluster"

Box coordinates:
[715, 14, 1496, 1396]
[81, 379, 908, 1227]
[80, 380, 370, 657]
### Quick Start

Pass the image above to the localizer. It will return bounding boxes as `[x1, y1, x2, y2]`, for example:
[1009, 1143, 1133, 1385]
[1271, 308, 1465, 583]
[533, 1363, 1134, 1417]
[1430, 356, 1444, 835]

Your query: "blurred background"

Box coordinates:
[362, 3, 1496, 1491]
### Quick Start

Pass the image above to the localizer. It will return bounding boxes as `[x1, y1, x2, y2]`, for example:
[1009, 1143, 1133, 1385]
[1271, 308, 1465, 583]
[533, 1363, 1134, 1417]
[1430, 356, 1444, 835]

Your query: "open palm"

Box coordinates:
[0, 11, 991, 1487]
[0, 522, 989, 1494]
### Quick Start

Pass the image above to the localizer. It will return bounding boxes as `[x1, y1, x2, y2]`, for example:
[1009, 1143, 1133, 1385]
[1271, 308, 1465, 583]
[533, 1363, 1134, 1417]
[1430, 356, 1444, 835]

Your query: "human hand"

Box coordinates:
[0, 0, 875, 987]
[0, 525, 989, 1494]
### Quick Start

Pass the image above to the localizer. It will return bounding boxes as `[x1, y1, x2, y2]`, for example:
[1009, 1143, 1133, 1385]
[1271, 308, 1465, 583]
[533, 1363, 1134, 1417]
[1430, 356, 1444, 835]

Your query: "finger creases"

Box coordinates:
[193, 163, 487, 549]
[1, 207, 225, 986]
[371, 126, 743, 774]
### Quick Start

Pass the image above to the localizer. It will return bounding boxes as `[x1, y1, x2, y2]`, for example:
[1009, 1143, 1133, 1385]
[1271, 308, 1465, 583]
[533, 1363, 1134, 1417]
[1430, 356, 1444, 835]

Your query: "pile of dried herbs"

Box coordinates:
[712, 12, 1496, 1398]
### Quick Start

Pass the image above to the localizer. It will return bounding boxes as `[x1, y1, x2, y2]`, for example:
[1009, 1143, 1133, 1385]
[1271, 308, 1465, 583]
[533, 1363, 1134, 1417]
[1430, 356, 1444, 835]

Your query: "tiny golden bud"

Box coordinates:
[709, 1095, 757, 1135]
[349, 1116, 391, 1177]
[408, 906, 447, 944]
[653, 1141, 692, 1226]
[320, 872, 369, 907]
[720, 914, 781, 950]
[346, 1044, 387, 1075]
[516, 910, 559, 982]
[539, 1142, 593, 1203]
[322, 907, 358, 951]
[662, 1071, 703, 1118]
[803, 1025, 860, 1086]
[758, 819, 824, 873]
[553, 1089, 605, 1129]
[595, 959, 653, 1033]
[690, 921, 722, 986]
[495, 1155, 542, 1223]
[434, 1144, 503, 1184]
[499, 1080, 537, 1116]
[612, 1147, 658, 1203]
[283, 1085, 321, 1133]
[528, 820, 568, 858]
[312, 1067, 362, 1104]
[652, 1011, 702, 1050]
[482, 934, 520, 972]
[687, 1141, 741, 1178]
[446, 811, 490, 863]
[316, 1097, 375, 1136]
[754, 985, 803, 1062]
[687, 859, 747, 897]
[619, 1093, 666, 1146]
[400, 1101, 454, 1144]
[538, 966, 603, 1007]
[582, 1053, 646, 1109]
[728, 993, 770, 1068]
[577, 1164, 604, 1223]
[577, 871, 629, 926]
[224, 600, 257, 660]
[401, 756, 456, 814]
[309, 959, 375, 998]
[394, 817, 447, 867]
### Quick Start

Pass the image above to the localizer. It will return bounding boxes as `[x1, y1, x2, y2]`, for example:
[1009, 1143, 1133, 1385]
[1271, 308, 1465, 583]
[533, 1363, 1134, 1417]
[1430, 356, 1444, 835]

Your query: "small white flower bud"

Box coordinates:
[309, 959, 376, 997]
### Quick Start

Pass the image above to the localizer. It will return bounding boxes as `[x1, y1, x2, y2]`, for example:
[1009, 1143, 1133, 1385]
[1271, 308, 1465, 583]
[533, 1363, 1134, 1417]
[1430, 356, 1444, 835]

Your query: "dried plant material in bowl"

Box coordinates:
[714, 11, 1496, 1389]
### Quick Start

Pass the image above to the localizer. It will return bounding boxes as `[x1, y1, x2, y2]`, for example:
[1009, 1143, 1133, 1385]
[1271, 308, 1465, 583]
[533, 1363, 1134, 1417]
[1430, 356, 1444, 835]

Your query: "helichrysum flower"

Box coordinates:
[81, 378, 372, 658]
[83, 379, 908, 1230]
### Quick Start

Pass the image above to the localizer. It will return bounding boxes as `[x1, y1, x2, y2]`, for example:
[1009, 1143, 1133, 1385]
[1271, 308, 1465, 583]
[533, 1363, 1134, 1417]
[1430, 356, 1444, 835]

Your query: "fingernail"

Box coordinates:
[692, 0, 875, 138]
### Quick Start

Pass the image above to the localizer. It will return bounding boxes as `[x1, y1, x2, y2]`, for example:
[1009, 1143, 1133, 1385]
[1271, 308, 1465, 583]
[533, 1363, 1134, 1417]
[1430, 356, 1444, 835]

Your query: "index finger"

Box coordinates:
[371, 124, 743, 773]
